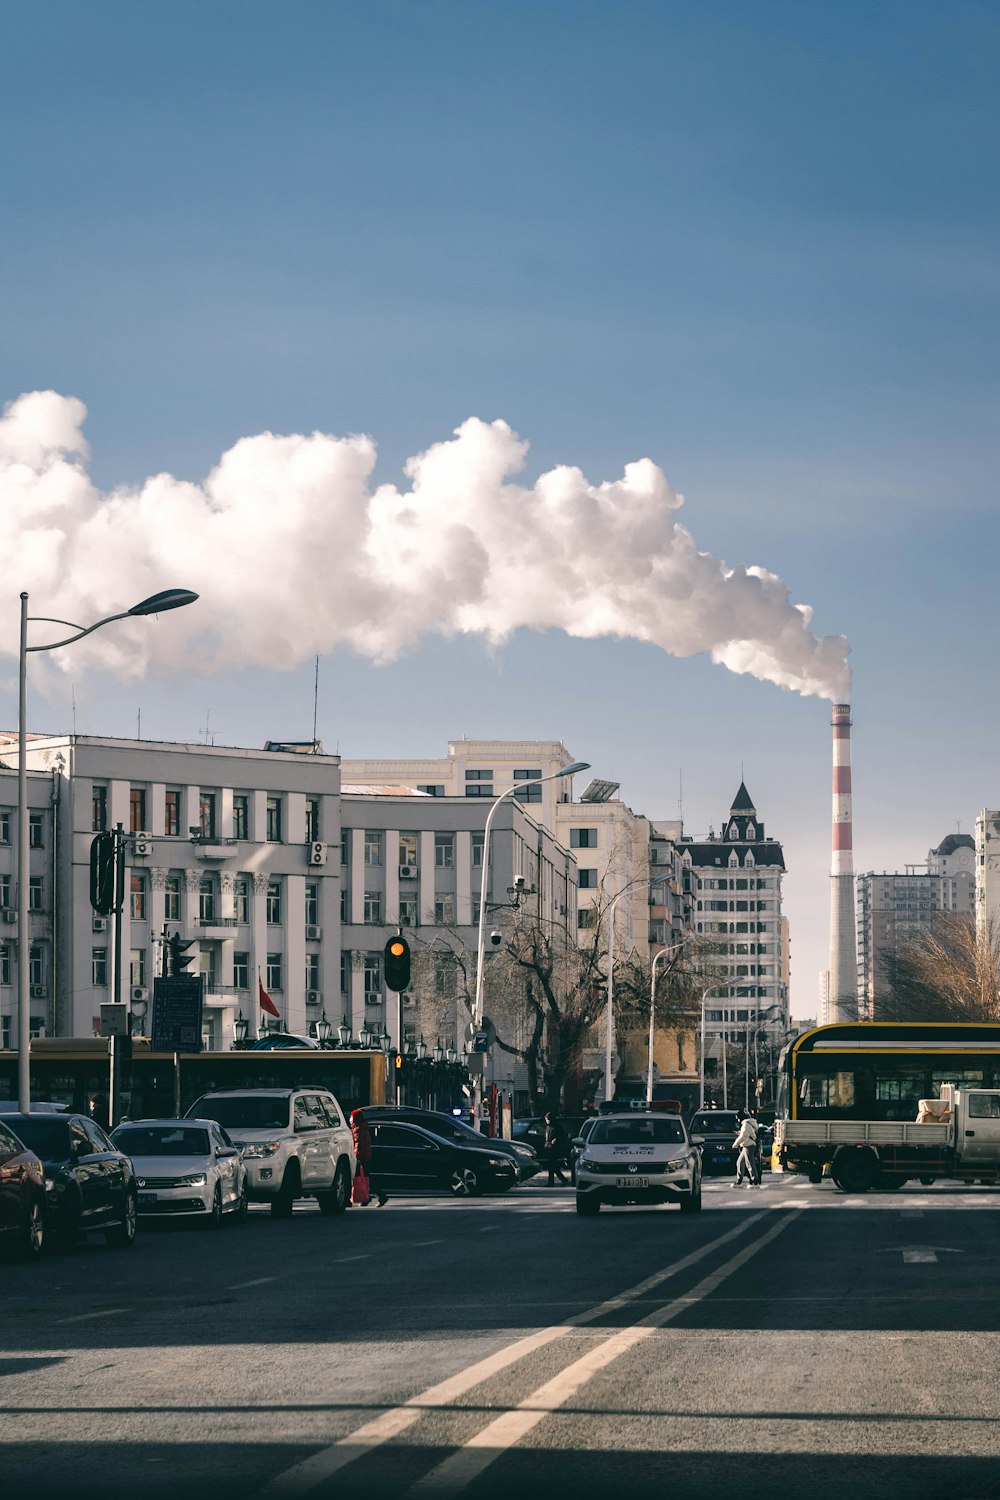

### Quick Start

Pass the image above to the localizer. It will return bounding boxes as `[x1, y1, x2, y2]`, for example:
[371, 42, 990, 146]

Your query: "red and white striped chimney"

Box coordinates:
[829, 702, 857, 1022]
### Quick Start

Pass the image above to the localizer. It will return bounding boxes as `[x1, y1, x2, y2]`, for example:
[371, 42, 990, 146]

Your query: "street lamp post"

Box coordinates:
[471, 760, 589, 1131]
[698, 983, 755, 1108]
[16, 587, 197, 1113]
[605, 873, 671, 1108]
[646, 941, 687, 1107]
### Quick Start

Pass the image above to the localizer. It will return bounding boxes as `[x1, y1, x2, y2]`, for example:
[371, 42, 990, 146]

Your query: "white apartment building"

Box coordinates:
[339, 790, 577, 1064]
[341, 741, 653, 949]
[0, 758, 62, 1049]
[16, 735, 343, 1049]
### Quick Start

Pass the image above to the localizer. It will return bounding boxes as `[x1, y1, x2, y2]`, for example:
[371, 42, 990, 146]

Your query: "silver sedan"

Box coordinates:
[111, 1118, 248, 1227]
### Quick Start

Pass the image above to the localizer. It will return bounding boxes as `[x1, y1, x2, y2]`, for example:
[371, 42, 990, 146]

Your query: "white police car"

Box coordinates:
[574, 1111, 702, 1215]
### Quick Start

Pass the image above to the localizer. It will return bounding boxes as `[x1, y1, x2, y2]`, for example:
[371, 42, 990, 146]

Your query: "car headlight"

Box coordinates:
[511, 1143, 534, 1158]
[45, 1177, 57, 1191]
[578, 1155, 599, 1171]
[664, 1159, 687, 1172]
[488, 1156, 511, 1168]
[240, 1142, 281, 1158]
[179, 1173, 208, 1187]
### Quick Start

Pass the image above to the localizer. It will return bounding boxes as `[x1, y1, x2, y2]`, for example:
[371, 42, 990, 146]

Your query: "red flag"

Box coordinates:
[258, 976, 280, 1019]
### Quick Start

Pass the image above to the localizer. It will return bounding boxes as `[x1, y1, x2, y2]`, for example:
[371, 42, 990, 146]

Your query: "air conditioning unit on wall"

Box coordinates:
[402, 993, 416, 1008]
[399, 865, 416, 880]
[306, 989, 322, 1006]
[92, 916, 107, 932]
[310, 842, 327, 866]
[30, 985, 45, 999]
[131, 986, 148, 1003]
[305, 924, 321, 941]
[133, 834, 152, 856]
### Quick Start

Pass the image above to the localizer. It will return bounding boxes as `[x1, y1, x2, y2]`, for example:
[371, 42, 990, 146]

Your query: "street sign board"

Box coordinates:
[151, 975, 204, 1053]
[99, 1003, 129, 1038]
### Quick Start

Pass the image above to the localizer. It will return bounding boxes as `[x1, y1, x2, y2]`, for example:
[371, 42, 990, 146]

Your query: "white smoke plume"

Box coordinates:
[0, 390, 851, 700]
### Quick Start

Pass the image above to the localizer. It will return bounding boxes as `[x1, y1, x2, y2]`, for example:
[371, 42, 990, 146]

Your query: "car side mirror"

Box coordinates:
[571, 1137, 584, 1148]
[690, 1135, 705, 1146]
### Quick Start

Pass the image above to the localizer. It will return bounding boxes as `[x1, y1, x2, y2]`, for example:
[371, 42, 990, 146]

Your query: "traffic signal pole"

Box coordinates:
[110, 823, 126, 1127]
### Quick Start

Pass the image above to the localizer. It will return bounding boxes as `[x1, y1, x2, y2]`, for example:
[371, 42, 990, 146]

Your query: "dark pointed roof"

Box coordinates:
[730, 782, 756, 815]
[933, 833, 974, 857]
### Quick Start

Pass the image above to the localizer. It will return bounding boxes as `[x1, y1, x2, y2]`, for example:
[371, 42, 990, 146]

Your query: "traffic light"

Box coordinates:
[89, 832, 116, 915]
[383, 934, 411, 992]
[166, 934, 198, 977]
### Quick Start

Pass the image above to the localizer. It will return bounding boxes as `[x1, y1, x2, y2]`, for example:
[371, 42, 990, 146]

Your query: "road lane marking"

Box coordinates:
[903, 1248, 937, 1262]
[262, 1209, 776, 1496]
[414, 1240, 444, 1247]
[56, 1308, 130, 1324]
[408, 1209, 802, 1497]
[227, 1276, 279, 1291]
[335, 1255, 370, 1263]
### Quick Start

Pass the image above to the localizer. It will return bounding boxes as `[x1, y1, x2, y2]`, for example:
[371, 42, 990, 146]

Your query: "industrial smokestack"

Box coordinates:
[829, 702, 857, 1022]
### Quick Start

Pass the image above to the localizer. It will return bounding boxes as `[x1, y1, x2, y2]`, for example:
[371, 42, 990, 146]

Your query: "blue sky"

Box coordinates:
[2, 1, 998, 1014]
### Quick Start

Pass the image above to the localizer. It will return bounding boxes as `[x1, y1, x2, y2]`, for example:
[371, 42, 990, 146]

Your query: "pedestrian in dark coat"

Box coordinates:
[543, 1111, 569, 1186]
[350, 1108, 387, 1206]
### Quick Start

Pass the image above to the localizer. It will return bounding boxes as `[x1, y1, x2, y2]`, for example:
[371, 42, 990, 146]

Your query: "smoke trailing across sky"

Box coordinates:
[0, 390, 850, 700]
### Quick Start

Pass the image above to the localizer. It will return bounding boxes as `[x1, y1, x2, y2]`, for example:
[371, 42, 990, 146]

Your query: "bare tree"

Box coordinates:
[878, 914, 1000, 1022]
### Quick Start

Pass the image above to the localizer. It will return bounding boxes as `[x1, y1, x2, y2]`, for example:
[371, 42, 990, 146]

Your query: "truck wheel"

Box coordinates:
[807, 1167, 823, 1185]
[271, 1164, 299, 1218]
[918, 1176, 934, 1186]
[835, 1149, 877, 1194]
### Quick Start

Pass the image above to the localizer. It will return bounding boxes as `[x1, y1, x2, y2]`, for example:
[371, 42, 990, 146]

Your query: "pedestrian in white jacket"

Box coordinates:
[733, 1117, 759, 1188]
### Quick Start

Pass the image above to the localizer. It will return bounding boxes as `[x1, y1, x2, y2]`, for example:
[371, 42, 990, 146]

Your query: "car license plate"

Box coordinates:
[138, 1194, 157, 1207]
[615, 1176, 649, 1189]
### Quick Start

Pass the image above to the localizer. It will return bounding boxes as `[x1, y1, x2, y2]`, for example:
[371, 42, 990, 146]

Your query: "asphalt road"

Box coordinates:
[4, 1174, 1000, 1500]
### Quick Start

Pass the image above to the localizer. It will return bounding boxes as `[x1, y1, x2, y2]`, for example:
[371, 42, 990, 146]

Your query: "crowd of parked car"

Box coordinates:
[0, 1088, 771, 1257]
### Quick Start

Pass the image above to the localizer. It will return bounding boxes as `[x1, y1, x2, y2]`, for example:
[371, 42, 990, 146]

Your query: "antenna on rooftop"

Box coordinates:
[198, 710, 214, 746]
[312, 655, 320, 751]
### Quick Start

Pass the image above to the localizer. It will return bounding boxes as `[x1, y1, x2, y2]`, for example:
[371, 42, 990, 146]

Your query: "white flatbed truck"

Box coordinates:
[774, 1084, 1000, 1192]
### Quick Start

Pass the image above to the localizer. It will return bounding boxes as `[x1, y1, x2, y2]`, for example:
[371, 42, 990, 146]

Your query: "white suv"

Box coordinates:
[575, 1112, 702, 1215]
[187, 1088, 355, 1217]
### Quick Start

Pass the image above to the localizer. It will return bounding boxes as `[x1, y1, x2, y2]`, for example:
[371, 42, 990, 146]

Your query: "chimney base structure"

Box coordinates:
[829, 702, 857, 1022]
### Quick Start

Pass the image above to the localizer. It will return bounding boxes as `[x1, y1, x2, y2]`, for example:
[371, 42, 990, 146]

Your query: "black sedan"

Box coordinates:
[364, 1106, 539, 1179]
[0, 1118, 46, 1259]
[3, 1112, 138, 1248]
[369, 1120, 518, 1196]
[687, 1109, 743, 1176]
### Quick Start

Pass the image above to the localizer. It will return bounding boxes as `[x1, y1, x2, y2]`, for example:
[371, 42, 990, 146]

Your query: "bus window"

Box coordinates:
[874, 1070, 925, 1120]
[931, 1068, 985, 1096]
[798, 1071, 855, 1112]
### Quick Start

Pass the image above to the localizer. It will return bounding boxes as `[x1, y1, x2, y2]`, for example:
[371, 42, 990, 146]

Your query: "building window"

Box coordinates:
[29, 945, 43, 987]
[398, 834, 417, 869]
[28, 877, 43, 912]
[364, 891, 382, 925]
[577, 909, 595, 930]
[266, 952, 283, 991]
[92, 785, 108, 832]
[92, 948, 108, 987]
[472, 834, 485, 867]
[233, 794, 249, 840]
[570, 828, 598, 849]
[0, 875, 10, 908]
[129, 787, 147, 834]
[364, 831, 382, 866]
[305, 798, 320, 843]
[130, 874, 146, 921]
[199, 878, 216, 923]
[363, 954, 381, 998]
[341, 831, 349, 865]
[199, 791, 217, 839]
[435, 894, 455, 926]
[234, 877, 249, 925]
[233, 952, 250, 990]
[465, 769, 494, 797]
[29, 811, 44, 848]
[305, 881, 319, 927]
[513, 769, 543, 803]
[340, 888, 349, 922]
[266, 879, 282, 925]
[164, 789, 180, 836]
[578, 869, 598, 889]
[200, 949, 216, 992]
[0, 945, 10, 986]
[435, 834, 455, 868]
[399, 895, 418, 927]
[417, 784, 445, 797]
[305, 953, 320, 992]
[164, 875, 181, 922]
[0, 809, 9, 844]
[341, 951, 350, 994]
[266, 796, 282, 842]
[130, 948, 146, 987]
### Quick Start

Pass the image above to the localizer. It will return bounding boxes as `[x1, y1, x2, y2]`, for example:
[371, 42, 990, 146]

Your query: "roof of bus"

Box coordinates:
[789, 1021, 1000, 1057]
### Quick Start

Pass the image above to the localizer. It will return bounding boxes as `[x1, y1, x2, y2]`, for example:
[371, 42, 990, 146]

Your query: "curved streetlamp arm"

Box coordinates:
[25, 609, 134, 654]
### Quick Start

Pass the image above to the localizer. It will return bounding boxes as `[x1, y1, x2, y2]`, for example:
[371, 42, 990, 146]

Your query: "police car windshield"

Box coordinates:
[590, 1118, 685, 1146]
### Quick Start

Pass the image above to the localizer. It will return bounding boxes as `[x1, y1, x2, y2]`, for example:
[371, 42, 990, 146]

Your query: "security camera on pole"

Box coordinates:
[471, 761, 589, 1134]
